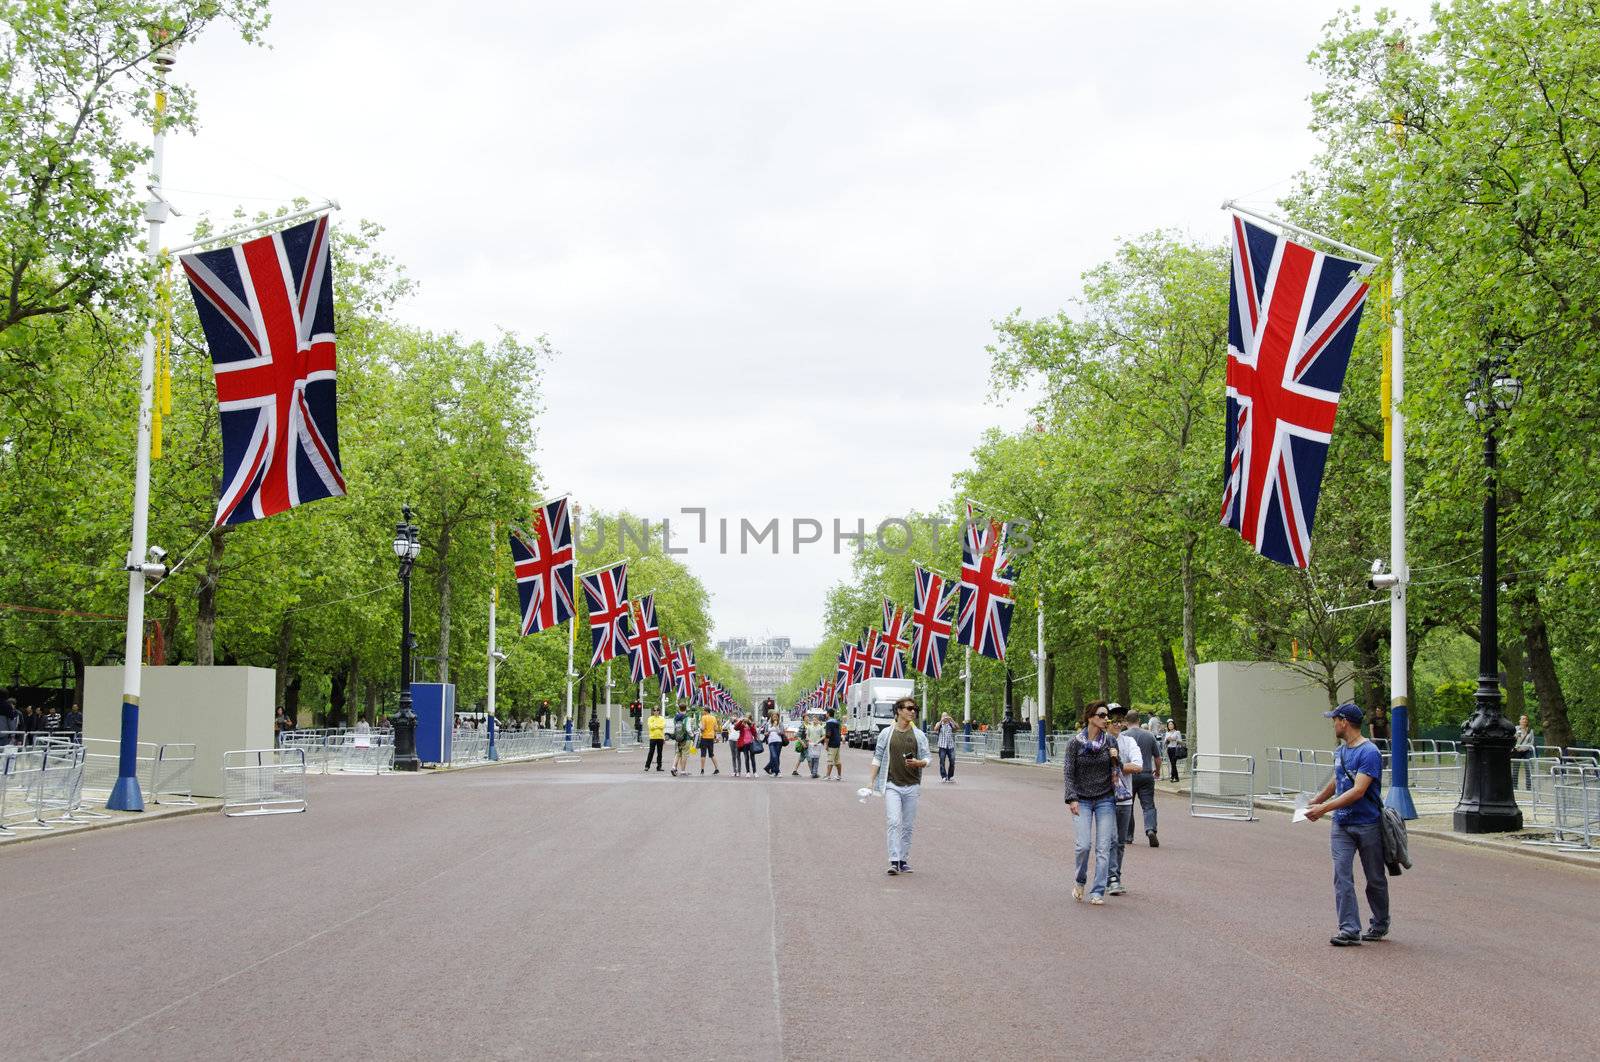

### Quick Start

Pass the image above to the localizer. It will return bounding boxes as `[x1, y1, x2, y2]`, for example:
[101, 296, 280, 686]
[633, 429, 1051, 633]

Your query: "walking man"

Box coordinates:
[1305, 703, 1391, 947]
[644, 705, 666, 772]
[824, 711, 844, 780]
[934, 712, 957, 782]
[698, 706, 721, 775]
[1125, 710, 1162, 846]
[872, 697, 929, 875]
[1105, 706, 1143, 896]
[805, 714, 825, 778]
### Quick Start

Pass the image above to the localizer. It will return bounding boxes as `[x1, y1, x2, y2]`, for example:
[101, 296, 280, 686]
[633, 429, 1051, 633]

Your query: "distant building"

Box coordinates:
[716, 637, 813, 703]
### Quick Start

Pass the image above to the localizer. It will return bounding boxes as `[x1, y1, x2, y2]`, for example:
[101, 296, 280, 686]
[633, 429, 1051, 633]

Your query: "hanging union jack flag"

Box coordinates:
[676, 644, 697, 702]
[879, 599, 910, 679]
[834, 645, 853, 701]
[1221, 214, 1373, 568]
[579, 561, 629, 666]
[511, 496, 576, 635]
[957, 515, 1015, 661]
[624, 594, 663, 683]
[910, 566, 957, 678]
[180, 214, 344, 526]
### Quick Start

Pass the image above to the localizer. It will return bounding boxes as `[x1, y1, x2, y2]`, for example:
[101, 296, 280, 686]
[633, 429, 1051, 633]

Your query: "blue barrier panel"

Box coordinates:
[413, 683, 456, 765]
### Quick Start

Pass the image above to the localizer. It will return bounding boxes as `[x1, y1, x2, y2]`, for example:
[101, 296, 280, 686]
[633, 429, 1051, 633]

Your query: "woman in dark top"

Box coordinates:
[1063, 700, 1120, 905]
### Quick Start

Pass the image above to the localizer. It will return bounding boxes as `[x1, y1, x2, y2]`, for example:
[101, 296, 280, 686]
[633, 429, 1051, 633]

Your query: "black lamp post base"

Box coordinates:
[1453, 804, 1523, 834]
[392, 706, 420, 772]
[1000, 717, 1021, 759]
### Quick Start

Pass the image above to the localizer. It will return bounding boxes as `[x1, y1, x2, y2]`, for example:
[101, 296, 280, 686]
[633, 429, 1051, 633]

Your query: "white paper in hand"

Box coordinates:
[1292, 794, 1311, 823]
[857, 787, 875, 803]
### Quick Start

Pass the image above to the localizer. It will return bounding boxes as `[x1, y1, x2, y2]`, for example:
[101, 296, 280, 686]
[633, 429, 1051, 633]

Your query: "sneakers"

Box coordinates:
[670, 769, 677, 777]
[1330, 934, 1362, 947]
[898, 861, 912, 874]
[1147, 830, 1159, 848]
[1088, 895, 1105, 906]
[1361, 928, 1389, 942]
[887, 864, 899, 876]
[1106, 880, 1126, 896]
[1072, 884, 1084, 902]
[713, 768, 720, 775]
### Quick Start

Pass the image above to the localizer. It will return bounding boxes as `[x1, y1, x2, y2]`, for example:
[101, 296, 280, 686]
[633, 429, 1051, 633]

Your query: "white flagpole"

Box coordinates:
[1387, 243, 1416, 818]
[109, 36, 178, 811]
[962, 646, 972, 751]
[1035, 596, 1047, 763]
[486, 521, 500, 761]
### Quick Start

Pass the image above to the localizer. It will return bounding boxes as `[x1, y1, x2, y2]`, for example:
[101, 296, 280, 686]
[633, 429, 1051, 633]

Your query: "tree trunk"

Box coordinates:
[1070, 682, 1085, 725]
[285, 675, 302, 725]
[161, 596, 179, 665]
[1182, 532, 1199, 755]
[65, 648, 85, 710]
[1522, 592, 1573, 749]
[436, 521, 452, 685]
[1161, 643, 1185, 727]
[345, 657, 361, 726]
[364, 681, 378, 726]
[1043, 655, 1056, 729]
[330, 661, 348, 725]
[1499, 640, 1526, 722]
[1095, 632, 1110, 701]
[1355, 628, 1382, 719]
[193, 526, 226, 666]
[1113, 642, 1130, 708]
[274, 616, 294, 709]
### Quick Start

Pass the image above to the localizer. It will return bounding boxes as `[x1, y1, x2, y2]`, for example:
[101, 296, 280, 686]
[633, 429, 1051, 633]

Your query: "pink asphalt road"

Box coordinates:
[3, 744, 1597, 1061]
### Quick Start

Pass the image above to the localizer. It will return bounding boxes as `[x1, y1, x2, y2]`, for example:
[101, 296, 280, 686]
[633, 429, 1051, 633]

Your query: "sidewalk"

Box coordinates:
[1, 798, 220, 847]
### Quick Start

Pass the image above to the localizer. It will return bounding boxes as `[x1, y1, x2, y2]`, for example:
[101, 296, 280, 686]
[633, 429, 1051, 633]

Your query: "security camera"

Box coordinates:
[148, 545, 168, 563]
[1369, 558, 1385, 576]
[491, 650, 508, 663]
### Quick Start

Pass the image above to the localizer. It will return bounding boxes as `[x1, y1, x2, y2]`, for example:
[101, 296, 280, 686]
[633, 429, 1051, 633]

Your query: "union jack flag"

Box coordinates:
[510, 496, 576, 635]
[911, 566, 957, 678]
[1221, 214, 1373, 568]
[864, 628, 887, 678]
[179, 214, 345, 526]
[676, 644, 697, 702]
[579, 562, 629, 666]
[846, 640, 873, 684]
[879, 599, 910, 679]
[956, 515, 1015, 661]
[834, 646, 853, 701]
[623, 594, 663, 683]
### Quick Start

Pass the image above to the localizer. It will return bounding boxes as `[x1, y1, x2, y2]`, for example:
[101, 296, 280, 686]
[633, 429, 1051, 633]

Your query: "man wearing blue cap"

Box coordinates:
[1305, 703, 1390, 946]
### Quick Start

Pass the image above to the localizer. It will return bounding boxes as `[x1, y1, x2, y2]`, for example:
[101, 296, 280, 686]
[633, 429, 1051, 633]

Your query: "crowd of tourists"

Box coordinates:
[641, 704, 848, 779]
[0, 689, 81, 743]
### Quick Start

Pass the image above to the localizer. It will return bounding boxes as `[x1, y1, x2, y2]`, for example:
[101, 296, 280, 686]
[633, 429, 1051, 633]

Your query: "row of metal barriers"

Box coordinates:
[1, 738, 196, 835]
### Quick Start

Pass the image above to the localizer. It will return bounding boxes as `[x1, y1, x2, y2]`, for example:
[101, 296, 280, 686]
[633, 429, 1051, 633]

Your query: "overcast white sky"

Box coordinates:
[166, 0, 1431, 645]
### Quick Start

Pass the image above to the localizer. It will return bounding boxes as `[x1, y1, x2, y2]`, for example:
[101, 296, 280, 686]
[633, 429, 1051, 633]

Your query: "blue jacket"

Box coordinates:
[872, 725, 929, 793]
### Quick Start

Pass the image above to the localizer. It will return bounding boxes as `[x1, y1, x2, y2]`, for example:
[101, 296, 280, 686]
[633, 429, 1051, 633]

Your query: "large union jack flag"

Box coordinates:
[879, 600, 910, 679]
[846, 640, 873, 685]
[1221, 214, 1373, 568]
[957, 515, 1015, 661]
[623, 594, 663, 683]
[910, 566, 957, 678]
[834, 645, 853, 702]
[674, 643, 697, 702]
[511, 496, 576, 635]
[179, 214, 344, 526]
[579, 562, 629, 666]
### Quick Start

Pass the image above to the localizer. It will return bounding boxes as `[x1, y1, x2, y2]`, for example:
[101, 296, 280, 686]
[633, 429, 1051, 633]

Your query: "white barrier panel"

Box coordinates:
[1189, 753, 1256, 821]
[222, 748, 308, 817]
[154, 743, 197, 804]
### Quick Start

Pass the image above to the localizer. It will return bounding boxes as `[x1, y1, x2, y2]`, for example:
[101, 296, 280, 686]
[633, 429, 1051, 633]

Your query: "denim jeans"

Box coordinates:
[1331, 819, 1390, 937]
[808, 749, 821, 777]
[767, 743, 782, 773]
[1072, 794, 1116, 897]
[885, 783, 920, 862]
[1107, 801, 1135, 883]
[1132, 775, 1157, 834]
[938, 747, 955, 779]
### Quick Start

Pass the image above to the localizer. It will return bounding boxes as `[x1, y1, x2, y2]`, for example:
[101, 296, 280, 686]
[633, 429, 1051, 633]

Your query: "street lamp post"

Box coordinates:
[1453, 356, 1523, 833]
[392, 506, 422, 772]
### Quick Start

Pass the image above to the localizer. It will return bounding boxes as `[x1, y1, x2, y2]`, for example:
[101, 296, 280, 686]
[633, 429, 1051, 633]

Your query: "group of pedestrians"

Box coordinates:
[0, 690, 80, 742]
[642, 705, 847, 780]
[1063, 703, 1166, 903]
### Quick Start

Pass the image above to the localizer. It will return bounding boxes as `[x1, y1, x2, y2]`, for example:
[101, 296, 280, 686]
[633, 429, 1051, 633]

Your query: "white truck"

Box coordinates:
[846, 678, 914, 748]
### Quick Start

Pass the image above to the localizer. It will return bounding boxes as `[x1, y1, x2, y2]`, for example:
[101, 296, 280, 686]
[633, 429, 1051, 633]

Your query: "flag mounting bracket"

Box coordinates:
[166, 199, 341, 256]
[1220, 199, 1382, 265]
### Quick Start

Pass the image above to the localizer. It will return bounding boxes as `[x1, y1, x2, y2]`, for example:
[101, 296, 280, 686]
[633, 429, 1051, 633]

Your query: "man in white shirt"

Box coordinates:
[1105, 705, 1143, 897]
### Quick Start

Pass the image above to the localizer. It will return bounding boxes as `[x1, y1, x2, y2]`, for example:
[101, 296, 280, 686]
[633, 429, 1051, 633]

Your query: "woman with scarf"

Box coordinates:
[1062, 700, 1120, 905]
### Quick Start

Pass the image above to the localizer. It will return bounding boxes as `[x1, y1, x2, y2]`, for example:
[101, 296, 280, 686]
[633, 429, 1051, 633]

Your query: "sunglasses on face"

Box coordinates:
[1092, 711, 1109, 719]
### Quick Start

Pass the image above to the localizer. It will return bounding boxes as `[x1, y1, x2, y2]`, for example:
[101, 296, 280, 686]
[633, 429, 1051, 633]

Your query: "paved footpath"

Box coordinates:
[4, 745, 1597, 1061]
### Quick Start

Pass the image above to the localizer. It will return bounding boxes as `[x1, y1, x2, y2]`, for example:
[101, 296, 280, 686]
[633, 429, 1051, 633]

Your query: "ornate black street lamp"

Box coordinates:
[1453, 354, 1523, 832]
[392, 506, 422, 772]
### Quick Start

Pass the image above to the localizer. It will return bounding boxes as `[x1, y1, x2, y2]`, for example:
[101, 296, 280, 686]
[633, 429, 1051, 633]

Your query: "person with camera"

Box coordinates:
[872, 697, 930, 875]
[1063, 700, 1120, 905]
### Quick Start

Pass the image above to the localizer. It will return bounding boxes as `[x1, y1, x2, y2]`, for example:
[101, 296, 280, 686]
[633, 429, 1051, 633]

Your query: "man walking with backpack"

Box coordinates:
[1305, 703, 1391, 947]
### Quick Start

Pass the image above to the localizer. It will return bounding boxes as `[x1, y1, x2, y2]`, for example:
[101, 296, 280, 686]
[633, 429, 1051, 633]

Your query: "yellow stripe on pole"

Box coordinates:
[152, 259, 174, 459]
[1379, 278, 1392, 463]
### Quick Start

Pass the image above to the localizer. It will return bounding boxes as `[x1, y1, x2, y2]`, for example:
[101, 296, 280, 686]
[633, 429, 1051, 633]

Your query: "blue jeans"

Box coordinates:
[1072, 794, 1116, 897]
[1133, 775, 1157, 833]
[1107, 801, 1134, 883]
[767, 743, 782, 773]
[938, 747, 955, 779]
[885, 783, 920, 862]
[1331, 820, 1390, 937]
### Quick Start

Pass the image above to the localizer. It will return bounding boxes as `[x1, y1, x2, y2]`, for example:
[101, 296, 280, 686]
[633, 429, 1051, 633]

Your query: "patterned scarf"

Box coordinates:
[1079, 727, 1130, 801]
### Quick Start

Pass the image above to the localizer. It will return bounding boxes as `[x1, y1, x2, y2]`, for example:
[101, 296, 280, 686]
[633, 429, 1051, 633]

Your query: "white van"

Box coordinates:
[846, 678, 914, 748]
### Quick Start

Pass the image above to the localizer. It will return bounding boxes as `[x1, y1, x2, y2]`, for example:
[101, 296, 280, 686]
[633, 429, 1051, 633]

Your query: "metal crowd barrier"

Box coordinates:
[153, 743, 197, 804]
[222, 748, 308, 816]
[1563, 746, 1600, 767]
[81, 738, 158, 810]
[1189, 753, 1256, 821]
[0, 745, 86, 831]
[1, 747, 48, 833]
